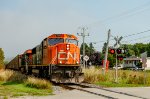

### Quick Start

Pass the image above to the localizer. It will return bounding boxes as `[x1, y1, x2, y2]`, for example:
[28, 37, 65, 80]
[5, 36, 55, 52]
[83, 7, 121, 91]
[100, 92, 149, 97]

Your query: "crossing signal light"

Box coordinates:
[109, 49, 115, 54]
[117, 55, 123, 61]
[109, 48, 127, 54]
[116, 49, 122, 54]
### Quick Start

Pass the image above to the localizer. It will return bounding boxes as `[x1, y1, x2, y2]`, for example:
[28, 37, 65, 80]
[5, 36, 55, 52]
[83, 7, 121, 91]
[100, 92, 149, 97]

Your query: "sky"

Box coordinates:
[0, 0, 150, 59]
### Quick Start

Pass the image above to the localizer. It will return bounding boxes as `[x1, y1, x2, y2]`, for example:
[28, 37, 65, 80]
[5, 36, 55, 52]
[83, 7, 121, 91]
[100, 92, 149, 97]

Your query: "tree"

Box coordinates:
[0, 48, 5, 69]
[107, 53, 116, 67]
[121, 44, 135, 57]
[80, 43, 90, 56]
[146, 43, 150, 57]
[133, 43, 147, 56]
[102, 42, 107, 54]
[89, 42, 95, 55]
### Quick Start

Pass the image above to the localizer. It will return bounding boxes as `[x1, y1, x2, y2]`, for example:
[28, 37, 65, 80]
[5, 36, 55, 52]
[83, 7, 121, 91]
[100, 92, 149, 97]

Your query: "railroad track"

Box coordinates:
[56, 83, 148, 99]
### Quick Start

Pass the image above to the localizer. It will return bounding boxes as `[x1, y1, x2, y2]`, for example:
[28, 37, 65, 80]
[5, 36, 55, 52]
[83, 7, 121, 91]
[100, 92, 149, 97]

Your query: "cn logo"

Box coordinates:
[58, 51, 76, 60]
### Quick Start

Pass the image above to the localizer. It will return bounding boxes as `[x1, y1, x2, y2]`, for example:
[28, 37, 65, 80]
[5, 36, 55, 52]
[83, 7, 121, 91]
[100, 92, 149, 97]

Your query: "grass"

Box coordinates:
[0, 81, 52, 97]
[83, 67, 150, 87]
[95, 81, 148, 87]
[25, 77, 52, 89]
[0, 69, 53, 97]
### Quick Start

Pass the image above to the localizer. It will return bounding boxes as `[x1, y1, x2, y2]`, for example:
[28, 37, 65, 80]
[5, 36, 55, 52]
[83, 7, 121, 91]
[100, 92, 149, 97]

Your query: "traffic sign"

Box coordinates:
[83, 55, 89, 61]
[114, 36, 123, 48]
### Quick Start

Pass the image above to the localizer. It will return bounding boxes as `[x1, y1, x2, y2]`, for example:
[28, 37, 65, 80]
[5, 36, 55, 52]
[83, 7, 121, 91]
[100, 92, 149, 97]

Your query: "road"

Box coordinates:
[12, 87, 150, 99]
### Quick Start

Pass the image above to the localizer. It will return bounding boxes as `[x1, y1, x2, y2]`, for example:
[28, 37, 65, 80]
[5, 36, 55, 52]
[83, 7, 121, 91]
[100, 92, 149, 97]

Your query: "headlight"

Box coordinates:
[66, 44, 70, 50]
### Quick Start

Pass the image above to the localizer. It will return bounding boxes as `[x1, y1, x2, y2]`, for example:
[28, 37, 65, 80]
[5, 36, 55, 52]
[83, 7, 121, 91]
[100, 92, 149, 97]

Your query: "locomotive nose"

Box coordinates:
[57, 44, 80, 65]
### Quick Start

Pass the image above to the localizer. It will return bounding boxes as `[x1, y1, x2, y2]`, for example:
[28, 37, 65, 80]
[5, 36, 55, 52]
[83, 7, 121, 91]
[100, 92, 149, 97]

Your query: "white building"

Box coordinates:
[123, 57, 150, 70]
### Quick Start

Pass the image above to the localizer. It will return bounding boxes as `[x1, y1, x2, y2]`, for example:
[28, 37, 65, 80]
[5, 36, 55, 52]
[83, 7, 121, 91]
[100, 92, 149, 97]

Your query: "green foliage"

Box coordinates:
[3, 96, 8, 99]
[147, 43, 150, 57]
[121, 43, 150, 57]
[0, 48, 5, 69]
[102, 42, 107, 54]
[80, 43, 90, 55]
[107, 54, 116, 67]
[89, 42, 95, 55]
[80, 43, 95, 56]
[0, 82, 52, 97]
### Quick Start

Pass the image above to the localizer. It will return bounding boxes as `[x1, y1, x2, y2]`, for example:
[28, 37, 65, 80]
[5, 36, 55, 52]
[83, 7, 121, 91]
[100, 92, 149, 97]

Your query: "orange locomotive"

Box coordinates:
[6, 34, 84, 83]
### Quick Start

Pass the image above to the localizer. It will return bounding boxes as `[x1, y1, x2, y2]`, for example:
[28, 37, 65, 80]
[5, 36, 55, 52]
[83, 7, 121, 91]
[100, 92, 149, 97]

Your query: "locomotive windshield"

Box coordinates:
[66, 38, 78, 45]
[48, 38, 64, 45]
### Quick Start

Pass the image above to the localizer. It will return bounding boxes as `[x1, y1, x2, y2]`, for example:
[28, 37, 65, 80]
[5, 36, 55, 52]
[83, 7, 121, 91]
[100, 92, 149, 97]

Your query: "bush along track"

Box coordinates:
[83, 67, 150, 87]
[0, 69, 53, 98]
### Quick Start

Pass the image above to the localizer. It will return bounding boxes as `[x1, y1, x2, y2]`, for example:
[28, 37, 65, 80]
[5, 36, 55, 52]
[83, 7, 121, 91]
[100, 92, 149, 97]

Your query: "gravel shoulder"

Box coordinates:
[10, 86, 150, 99]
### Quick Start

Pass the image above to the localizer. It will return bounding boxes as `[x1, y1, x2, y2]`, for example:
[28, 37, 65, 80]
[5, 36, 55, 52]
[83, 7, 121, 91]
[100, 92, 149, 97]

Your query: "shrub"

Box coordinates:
[84, 67, 150, 86]
[138, 76, 144, 84]
[83, 67, 112, 83]
[0, 69, 27, 83]
[25, 77, 52, 89]
[121, 72, 127, 79]
[83, 67, 101, 83]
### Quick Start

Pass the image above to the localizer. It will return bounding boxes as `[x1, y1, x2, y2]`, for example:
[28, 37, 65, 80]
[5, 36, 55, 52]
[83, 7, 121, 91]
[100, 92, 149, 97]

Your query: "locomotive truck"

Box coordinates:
[6, 34, 84, 83]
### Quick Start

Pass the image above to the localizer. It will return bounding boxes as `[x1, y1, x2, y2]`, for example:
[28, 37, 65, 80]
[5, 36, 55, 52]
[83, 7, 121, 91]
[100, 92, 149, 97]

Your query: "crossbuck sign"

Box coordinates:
[114, 36, 123, 48]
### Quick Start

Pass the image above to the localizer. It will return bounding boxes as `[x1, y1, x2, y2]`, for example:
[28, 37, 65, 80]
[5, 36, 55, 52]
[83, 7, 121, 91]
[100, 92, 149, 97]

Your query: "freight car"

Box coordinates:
[6, 55, 21, 70]
[6, 34, 84, 83]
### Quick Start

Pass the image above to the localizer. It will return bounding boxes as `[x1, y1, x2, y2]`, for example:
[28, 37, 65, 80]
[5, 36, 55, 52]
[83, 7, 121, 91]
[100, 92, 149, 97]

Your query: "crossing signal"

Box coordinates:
[109, 48, 127, 54]
[109, 49, 115, 54]
[116, 49, 122, 54]
[117, 55, 123, 61]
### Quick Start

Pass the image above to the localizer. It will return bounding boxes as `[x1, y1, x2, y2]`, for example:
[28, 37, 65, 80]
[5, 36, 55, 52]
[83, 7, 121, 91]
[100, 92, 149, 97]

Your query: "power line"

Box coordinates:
[85, 29, 150, 51]
[123, 29, 150, 38]
[87, 1, 150, 27]
[122, 35, 150, 43]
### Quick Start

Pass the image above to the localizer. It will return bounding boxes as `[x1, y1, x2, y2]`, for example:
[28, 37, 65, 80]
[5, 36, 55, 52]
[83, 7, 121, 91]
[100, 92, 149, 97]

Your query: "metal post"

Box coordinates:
[114, 36, 122, 83]
[103, 29, 111, 75]
[82, 29, 86, 68]
[115, 49, 118, 83]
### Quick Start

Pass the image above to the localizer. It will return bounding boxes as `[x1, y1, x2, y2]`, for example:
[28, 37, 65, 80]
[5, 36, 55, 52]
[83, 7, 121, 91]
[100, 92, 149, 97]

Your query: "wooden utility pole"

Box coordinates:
[103, 29, 111, 75]
[77, 27, 89, 68]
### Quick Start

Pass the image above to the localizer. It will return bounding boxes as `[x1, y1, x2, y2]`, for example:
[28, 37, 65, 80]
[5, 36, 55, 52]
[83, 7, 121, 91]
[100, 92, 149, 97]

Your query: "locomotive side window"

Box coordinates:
[66, 38, 78, 45]
[48, 38, 64, 45]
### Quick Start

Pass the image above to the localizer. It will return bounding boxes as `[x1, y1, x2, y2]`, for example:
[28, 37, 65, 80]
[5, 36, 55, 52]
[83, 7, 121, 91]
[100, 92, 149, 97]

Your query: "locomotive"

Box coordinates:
[6, 34, 84, 83]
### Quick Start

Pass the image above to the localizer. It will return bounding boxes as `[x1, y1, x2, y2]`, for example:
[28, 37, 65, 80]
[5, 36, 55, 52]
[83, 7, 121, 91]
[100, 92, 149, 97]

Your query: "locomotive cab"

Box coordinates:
[42, 34, 80, 66]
